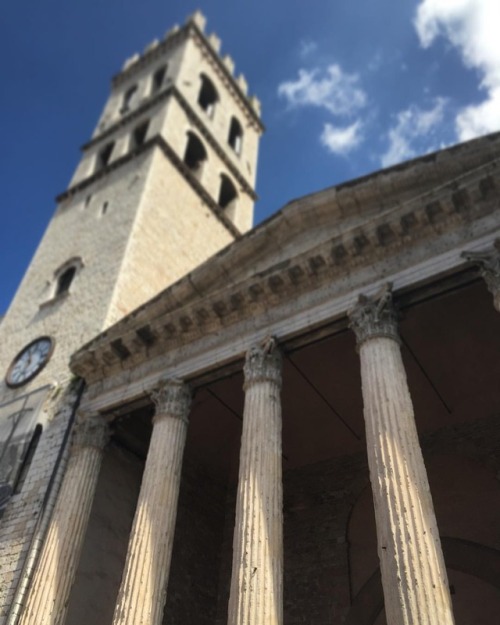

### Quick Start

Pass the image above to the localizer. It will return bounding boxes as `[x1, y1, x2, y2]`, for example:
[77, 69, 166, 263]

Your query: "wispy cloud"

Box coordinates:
[298, 39, 318, 59]
[278, 64, 367, 116]
[321, 121, 364, 155]
[381, 98, 447, 167]
[415, 0, 500, 140]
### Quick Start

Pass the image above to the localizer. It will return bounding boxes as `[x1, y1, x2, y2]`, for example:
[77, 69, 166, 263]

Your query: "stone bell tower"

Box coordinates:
[0, 11, 263, 621]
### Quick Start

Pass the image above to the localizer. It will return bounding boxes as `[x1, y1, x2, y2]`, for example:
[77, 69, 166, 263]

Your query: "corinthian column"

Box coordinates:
[112, 379, 191, 625]
[462, 239, 500, 311]
[228, 337, 283, 625]
[19, 414, 109, 625]
[348, 285, 455, 625]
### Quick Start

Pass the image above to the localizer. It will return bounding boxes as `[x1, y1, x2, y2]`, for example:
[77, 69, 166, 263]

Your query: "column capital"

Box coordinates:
[348, 283, 399, 346]
[243, 336, 282, 390]
[462, 240, 500, 306]
[72, 414, 109, 451]
[151, 378, 191, 422]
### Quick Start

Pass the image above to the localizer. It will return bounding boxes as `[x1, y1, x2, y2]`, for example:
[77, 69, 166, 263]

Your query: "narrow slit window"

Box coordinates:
[14, 425, 42, 495]
[152, 66, 167, 94]
[197, 74, 218, 118]
[228, 117, 243, 155]
[184, 132, 207, 173]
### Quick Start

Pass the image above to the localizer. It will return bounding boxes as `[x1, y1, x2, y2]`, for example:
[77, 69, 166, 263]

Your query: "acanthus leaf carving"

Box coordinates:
[150, 378, 191, 422]
[243, 336, 282, 389]
[348, 283, 399, 346]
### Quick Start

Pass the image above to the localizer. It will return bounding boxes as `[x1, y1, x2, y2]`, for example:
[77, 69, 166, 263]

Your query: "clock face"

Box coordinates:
[6, 337, 54, 388]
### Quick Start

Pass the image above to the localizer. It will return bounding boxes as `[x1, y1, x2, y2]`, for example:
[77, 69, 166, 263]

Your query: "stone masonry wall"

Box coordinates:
[163, 460, 228, 625]
[0, 381, 81, 622]
[108, 148, 234, 325]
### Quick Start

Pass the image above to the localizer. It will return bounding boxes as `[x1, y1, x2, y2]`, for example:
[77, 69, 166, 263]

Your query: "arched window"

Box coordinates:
[131, 121, 149, 150]
[197, 74, 218, 117]
[56, 267, 76, 297]
[228, 117, 243, 155]
[121, 84, 138, 114]
[52, 257, 83, 299]
[218, 174, 238, 209]
[152, 65, 167, 95]
[96, 142, 114, 172]
[184, 132, 207, 175]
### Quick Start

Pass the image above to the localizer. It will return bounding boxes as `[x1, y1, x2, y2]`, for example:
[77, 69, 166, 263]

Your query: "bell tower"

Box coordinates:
[0, 11, 263, 620]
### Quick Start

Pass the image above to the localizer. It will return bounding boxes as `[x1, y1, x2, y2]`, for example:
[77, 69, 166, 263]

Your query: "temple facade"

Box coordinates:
[2, 10, 500, 625]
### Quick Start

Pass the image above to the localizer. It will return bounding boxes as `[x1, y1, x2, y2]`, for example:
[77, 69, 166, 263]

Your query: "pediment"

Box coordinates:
[72, 131, 500, 378]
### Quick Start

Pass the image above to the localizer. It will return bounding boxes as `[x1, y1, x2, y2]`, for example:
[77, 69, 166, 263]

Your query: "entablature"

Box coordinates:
[72, 155, 500, 413]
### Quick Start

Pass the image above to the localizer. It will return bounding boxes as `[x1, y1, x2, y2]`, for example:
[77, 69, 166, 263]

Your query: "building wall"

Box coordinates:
[0, 382, 81, 621]
[90, 40, 185, 142]
[161, 96, 254, 232]
[164, 461, 228, 625]
[175, 36, 260, 191]
[107, 148, 235, 325]
[0, 156, 153, 396]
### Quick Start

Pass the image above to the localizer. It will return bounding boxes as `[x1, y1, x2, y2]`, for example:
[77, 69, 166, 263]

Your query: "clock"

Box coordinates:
[6, 337, 54, 388]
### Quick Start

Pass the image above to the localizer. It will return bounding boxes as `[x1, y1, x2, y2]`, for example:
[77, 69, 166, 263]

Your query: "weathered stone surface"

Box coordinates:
[350, 293, 455, 625]
[112, 380, 191, 625]
[348, 284, 399, 346]
[18, 415, 109, 625]
[228, 338, 283, 625]
[462, 240, 500, 311]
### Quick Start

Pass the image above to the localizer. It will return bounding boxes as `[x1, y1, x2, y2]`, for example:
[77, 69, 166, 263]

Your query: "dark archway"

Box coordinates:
[345, 538, 500, 625]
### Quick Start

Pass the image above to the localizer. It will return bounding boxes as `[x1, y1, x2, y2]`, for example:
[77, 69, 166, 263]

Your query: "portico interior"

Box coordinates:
[65, 272, 500, 625]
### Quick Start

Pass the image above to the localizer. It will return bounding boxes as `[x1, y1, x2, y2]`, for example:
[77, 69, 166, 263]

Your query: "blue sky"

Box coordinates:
[1, 0, 499, 314]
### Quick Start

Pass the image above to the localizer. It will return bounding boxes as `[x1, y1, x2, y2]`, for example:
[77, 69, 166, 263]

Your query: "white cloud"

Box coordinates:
[320, 121, 364, 155]
[299, 40, 318, 59]
[381, 98, 447, 167]
[415, 0, 500, 140]
[278, 64, 367, 117]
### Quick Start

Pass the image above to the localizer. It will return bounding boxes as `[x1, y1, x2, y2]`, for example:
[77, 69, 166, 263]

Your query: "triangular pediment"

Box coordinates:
[72, 130, 500, 373]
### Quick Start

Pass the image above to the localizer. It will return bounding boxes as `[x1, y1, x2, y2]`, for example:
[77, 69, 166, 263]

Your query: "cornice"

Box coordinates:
[80, 87, 257, 200]
[111, 22, 264, 133]
[56, 135, 241, 239]
[71, 157, 500, 382]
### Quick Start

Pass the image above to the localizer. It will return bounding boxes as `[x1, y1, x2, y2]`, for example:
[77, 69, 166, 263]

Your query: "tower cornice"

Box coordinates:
[81, 86, 258, 201]
[111, 21, 264, 133]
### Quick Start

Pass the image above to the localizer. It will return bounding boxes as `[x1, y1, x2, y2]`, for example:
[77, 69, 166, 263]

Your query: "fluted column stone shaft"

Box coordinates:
[112, 379, 191, 625]
[227, 338, 283, 625]
[462, 240, 500, 312]
[349, 285, 455, 625]
[19, 414, 109, 625]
